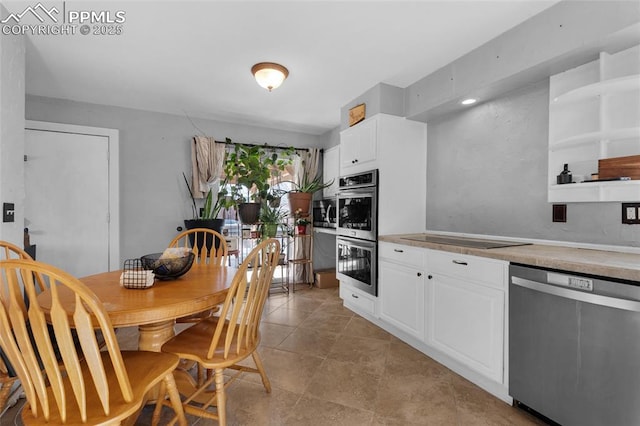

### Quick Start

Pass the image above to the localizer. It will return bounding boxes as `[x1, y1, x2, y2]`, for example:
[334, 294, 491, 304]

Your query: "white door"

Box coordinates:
[25, 127, 114, 277]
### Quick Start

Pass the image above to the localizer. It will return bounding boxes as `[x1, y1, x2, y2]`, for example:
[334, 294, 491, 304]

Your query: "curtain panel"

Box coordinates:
[191, 136, 226, 198]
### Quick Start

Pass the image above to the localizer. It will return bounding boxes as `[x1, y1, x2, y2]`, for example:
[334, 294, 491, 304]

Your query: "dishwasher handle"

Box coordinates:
[512, 276, 640, 313]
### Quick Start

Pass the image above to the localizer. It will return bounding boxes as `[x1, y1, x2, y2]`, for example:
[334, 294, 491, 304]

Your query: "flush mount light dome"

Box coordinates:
[251, 62, 289, 91]
[461, 98, 477, 105]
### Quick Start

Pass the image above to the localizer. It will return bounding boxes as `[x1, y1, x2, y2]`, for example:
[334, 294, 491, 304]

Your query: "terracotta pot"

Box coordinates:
[288, 192, 312, 216]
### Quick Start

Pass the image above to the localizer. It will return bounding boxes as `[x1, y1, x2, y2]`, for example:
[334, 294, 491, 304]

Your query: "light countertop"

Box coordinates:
[379, 233, 640, 282]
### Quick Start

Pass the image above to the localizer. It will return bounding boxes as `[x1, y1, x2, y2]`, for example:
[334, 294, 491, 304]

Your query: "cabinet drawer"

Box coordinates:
[340, 284, 376, 317]
[427, 250, 507, 290]
[379, 242, 425, 268]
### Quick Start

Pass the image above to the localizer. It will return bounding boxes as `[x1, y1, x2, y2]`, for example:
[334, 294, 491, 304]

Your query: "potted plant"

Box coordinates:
[259, 203, 286, 240]
[293, 209, 311, 235]
[288, 173, 334, 216]
[223, 143, 294, 224]
[182, 173, 234, 253]
[182, 172, 229, 233]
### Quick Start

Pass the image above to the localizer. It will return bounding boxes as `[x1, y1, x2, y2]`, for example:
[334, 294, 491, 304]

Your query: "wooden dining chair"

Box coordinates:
[0, 259, 187, 425]
[169, 228, 228, 323]
[157, 238, 281, 426]
[0, 241, 33, 414]
[0, 240, 32, 260]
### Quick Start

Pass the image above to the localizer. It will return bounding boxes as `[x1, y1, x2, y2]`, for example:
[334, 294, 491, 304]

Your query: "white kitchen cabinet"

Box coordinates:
[340, 281, 377, 318]
[339, 113, 427, 235]
[379, 242, 426, 341]
[339, 117, 377, 174]
[322, 145, 340, 198]
[548, 44, 640, 202]
[426, 250, 507, 384]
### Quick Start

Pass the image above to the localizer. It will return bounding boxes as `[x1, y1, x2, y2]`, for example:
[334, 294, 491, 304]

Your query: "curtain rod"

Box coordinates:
[214, 139, 313, 153]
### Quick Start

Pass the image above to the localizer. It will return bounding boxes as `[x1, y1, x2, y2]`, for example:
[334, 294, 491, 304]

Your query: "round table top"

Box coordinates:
[38, 264, 236, 328]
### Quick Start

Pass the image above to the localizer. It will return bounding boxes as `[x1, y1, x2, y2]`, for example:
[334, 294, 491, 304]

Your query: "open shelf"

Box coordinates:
[552, 75, 640, 105]
[548, 44, 640, 203]
[550, 127, 640, 151]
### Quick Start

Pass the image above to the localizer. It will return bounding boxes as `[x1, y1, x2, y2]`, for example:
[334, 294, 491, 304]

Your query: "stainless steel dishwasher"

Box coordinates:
[509, 263, 640, 426]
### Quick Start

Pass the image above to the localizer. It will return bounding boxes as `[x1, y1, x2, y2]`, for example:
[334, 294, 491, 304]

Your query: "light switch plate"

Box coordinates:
[3, 203, 15, 223]
[622, 203, 640, 224]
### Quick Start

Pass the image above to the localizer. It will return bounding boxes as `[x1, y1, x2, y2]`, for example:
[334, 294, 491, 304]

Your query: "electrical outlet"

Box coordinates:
[622, 203, 640, 224]
[626, 207, 637, 220]
[552, 204, 567, 222]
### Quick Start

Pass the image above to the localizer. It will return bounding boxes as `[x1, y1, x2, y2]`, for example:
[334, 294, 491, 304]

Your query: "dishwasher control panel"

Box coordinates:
[547, 272, 594, 292]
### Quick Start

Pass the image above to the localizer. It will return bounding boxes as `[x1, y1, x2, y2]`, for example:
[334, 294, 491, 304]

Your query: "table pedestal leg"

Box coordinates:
[138, 320, 200, 400]
[138, 320, 175, 352]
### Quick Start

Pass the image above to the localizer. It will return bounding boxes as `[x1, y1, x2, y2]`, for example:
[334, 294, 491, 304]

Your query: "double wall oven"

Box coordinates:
[336, 169, 378, 296]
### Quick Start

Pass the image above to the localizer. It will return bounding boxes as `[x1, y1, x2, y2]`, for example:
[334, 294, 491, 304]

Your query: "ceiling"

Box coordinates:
[19, 0, 561, 135]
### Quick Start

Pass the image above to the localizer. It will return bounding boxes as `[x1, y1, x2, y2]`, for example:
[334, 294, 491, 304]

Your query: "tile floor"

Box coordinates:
[1, 286, 547, 425]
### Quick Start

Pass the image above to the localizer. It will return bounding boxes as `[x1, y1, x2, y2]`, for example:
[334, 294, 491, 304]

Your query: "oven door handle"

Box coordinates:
[337, 190, 375, 198]
[512, 276, 640, 312]
[337, 237, 375, 251]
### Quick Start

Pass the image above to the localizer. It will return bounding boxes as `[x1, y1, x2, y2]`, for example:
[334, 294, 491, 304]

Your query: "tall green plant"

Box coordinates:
[223, 143, 294, 203]
[182, 172, 231, 219]
[290, 174, 334, 193]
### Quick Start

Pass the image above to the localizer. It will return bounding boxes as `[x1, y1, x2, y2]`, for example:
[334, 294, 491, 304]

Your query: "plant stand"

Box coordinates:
[239, 222, 289, 294]
[287, 221, 314, 292]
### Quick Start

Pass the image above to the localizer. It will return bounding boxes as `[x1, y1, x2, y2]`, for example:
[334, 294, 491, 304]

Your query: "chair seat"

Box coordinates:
[162, 317, 258, 369]
[21, 351, 180, 425]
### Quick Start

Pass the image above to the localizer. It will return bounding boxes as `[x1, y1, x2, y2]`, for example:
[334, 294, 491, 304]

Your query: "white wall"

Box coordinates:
[26, 95, 332, 262]
[425, 80, 640, 247]
[0, 24, 25, 245]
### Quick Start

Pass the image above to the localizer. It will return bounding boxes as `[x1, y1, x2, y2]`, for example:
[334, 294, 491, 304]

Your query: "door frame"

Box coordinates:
[25, 120, 120, 271]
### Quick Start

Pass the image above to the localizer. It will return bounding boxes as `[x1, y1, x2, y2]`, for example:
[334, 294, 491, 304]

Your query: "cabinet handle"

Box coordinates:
[427, 275, 433, 279]
[452, 260, 468, 266]
[393, 249, 404, 253]
[351, 294, 359, 299]
[417, 272, 422, 277]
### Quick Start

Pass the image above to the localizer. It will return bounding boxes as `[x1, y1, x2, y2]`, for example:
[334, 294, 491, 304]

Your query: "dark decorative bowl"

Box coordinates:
[140, 252, 195, 280]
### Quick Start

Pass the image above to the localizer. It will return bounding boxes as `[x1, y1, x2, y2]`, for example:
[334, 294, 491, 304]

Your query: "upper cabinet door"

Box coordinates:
[340, 117, 377, 174]
[322, 145, 340, 198]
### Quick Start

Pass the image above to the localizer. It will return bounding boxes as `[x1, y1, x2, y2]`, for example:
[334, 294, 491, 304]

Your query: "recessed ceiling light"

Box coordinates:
[461, 98, 477, 105]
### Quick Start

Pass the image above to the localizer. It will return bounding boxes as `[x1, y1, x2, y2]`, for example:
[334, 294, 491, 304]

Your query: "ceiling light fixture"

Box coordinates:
[251, 62, 289, 92]
[461, 98, 477, 105]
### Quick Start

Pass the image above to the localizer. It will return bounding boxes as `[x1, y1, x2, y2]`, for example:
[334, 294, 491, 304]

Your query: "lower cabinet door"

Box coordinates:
[379, 260, 425, 341]
[427, 273, 504, 383]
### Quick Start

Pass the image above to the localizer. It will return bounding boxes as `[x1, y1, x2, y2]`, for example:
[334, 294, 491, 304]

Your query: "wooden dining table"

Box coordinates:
[67, 264, 235, 350]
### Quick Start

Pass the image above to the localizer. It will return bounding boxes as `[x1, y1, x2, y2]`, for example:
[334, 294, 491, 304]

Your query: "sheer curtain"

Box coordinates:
[191, 136, 226, 198]
[294, 148, 320, 187]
